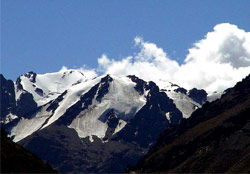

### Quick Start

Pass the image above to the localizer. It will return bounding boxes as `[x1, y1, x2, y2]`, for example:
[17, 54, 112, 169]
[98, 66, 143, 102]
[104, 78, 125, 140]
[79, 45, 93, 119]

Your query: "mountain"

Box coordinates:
[0, 70, 93, 124]
[0, 128, 57, 173]
[0, 70, 206, 173]
[129, 74, 250, 173]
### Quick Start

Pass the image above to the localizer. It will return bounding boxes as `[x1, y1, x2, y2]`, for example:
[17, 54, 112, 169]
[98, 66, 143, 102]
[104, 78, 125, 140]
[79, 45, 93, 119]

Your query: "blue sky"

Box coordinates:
[1, 0, 250, 80]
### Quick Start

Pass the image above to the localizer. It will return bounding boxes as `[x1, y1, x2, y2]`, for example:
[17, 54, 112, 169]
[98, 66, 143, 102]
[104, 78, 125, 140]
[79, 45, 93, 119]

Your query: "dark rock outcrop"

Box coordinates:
[0, 74, 16, 120]
[188, 88, 207, 105]
[0, 74, 38, 121]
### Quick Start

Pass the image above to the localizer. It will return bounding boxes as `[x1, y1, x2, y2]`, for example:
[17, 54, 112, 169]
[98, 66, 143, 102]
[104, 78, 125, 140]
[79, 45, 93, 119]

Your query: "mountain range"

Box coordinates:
[1, 70, 207, 173]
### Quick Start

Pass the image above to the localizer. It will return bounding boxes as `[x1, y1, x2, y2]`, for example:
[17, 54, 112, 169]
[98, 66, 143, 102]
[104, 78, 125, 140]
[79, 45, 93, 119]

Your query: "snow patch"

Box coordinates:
[165, 112, 170, 121]
[3, 113, 18, 124]
[11, 105, 53, 142]
[89, 135, 94, 142]
[114, 119, 127, 134]
[165, 90, 200, 118]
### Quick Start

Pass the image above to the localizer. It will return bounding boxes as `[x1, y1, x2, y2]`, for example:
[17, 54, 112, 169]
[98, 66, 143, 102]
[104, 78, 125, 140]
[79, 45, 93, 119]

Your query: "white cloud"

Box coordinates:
[176, 23, 250, 94]
[97, 23, 250, 98]
[97, 54, 112, 71]
[97, 37, 179, 83]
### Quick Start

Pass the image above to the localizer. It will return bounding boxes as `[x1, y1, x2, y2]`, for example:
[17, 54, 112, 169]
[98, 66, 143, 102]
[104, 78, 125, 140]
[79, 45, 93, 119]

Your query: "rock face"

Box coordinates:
[0, 128, 57, 173]
[1, 70, 207, 173]
[0, 74, 38, 122]
[0, 74, 16, 119]
[188, 88, 207, 105]
[130, 74, 250, 173]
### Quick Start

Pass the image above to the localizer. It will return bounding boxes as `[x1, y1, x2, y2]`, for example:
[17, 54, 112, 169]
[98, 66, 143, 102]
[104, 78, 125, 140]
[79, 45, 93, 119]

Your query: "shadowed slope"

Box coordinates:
[0, 128, 57, 173]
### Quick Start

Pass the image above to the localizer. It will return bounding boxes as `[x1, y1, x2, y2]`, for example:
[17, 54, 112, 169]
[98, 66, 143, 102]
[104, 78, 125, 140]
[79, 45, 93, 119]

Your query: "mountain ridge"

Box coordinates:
[1, 71, 205, 142]
[1, 70, 207, 173]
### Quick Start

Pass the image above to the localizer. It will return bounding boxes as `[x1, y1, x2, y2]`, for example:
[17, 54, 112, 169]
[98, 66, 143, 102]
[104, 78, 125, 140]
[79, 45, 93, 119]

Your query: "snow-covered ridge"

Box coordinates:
[15, 69, 96, 106]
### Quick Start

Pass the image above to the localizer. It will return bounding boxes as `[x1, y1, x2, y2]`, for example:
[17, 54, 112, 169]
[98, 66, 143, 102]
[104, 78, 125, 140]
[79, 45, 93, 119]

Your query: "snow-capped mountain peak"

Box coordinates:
[15, 69, 96, 106]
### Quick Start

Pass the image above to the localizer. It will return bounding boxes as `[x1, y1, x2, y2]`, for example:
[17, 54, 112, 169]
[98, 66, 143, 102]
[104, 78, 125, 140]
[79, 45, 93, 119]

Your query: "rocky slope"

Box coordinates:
[0, 128, 57, 173]
[129, 74, 250, 173]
